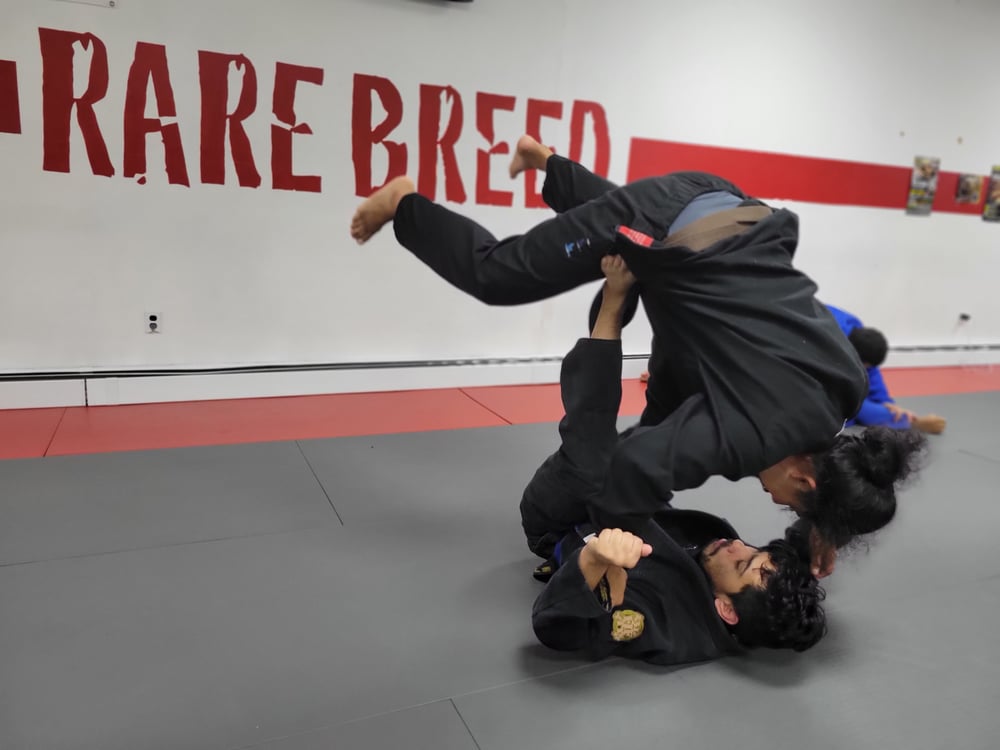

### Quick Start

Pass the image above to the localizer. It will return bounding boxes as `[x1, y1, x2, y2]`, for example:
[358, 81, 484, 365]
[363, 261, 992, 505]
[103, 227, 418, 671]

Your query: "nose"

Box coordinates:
[728, 539, 746, 553]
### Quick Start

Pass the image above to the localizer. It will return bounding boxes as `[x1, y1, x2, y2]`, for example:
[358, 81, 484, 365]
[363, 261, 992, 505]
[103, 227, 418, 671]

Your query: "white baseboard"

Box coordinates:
[82, 360, 568, 406]
[84, 358, 646, 406]
[0, 379, 86, 409]
[0, 350, 995, 410]
[883, 349, 1000, 368]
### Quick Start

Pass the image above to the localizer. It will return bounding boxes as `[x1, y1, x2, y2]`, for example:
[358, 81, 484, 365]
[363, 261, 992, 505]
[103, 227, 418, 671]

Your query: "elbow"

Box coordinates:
[532, 619, 587, 653]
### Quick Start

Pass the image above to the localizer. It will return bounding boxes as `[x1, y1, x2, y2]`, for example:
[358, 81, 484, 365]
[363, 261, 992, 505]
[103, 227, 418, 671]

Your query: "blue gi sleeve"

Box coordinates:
[851, 367, 909, 428]
[824, 304, 863, 337]
[866, 366, 894, 403]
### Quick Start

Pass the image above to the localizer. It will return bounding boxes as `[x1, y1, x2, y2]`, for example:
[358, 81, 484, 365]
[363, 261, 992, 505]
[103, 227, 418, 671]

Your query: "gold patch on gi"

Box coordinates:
[611, 609, 645, 642]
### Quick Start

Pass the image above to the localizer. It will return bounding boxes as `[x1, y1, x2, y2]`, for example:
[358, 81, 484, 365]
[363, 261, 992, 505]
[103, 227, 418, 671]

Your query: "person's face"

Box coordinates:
[700, 538, 775, 596]
[757, 456, 816, 511]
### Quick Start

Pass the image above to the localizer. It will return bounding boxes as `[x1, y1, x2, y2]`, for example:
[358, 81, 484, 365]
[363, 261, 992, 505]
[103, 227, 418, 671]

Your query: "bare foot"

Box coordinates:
[639, 371, 650, 383]
[509, 134, 554, 179]
[350, 176, 416, 244]
[912, 414, 946, 435]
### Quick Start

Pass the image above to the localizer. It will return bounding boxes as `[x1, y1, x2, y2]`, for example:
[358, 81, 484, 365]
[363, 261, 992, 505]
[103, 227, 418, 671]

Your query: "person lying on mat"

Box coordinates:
[824, 304, 946, 435]
[350, 135, 927, 578]
[520, 257, 825, 664]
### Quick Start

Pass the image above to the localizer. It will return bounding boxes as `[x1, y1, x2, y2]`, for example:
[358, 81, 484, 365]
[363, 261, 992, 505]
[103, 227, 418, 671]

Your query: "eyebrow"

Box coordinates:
[741, 553, 762, 575]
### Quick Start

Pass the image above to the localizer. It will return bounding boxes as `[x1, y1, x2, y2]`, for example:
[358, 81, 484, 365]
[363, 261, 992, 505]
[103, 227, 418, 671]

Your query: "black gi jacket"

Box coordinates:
[531, 508, 742, 666]
[396, 160, 867, 537]
[522, 338, 742, 665]
[591, 207, 869, 532]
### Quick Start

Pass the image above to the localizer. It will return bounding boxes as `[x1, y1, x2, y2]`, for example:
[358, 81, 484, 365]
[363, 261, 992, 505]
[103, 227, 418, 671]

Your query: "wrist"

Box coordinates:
[578, 544, 611, 588]
[579, 543, 603, 567]
[600, 288, 629, 308]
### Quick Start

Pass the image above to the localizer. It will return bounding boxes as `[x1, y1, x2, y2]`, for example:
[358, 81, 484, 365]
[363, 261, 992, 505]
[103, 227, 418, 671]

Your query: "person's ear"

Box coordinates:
[790, 456, 817, 491]
[714, 595, 739, 626]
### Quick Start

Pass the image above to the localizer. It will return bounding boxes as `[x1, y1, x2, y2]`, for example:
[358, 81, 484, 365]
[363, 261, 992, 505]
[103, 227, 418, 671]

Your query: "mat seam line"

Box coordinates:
[0, 524, 331, 569]
[450, 698, 483, 750]
[41, 407, 69, 458]
[296, 441, 345, 525]
[458, 389, 514, 426]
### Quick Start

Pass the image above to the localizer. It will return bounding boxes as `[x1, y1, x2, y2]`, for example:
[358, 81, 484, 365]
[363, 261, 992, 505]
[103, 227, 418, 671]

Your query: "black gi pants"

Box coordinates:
[391, 156, 743, 305]
[392, 157, 863, 534]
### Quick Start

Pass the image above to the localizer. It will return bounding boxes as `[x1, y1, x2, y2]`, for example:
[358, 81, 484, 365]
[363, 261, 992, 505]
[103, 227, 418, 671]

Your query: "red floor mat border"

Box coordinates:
[0, 366, 997, 460]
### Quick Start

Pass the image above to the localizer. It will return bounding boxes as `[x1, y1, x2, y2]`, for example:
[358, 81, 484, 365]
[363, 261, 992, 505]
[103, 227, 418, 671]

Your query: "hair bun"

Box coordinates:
[858, 427, 927, 489]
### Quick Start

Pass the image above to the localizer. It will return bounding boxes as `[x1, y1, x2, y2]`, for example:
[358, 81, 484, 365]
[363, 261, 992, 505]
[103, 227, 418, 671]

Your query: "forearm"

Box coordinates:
[590, 287, 629, 341]
[552, 338, 623, 489]
[577, 544, 611, 590]
[855, 399, 908, 428]
[532, 551, 612, 653]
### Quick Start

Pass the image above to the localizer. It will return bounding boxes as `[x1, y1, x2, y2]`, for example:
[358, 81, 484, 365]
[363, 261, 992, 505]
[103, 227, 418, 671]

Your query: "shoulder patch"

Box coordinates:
[611, 609, 645, 642]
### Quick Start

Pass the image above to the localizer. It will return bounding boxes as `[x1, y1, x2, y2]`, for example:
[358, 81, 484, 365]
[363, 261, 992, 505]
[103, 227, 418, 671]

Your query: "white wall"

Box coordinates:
[1, 0, 998, 405]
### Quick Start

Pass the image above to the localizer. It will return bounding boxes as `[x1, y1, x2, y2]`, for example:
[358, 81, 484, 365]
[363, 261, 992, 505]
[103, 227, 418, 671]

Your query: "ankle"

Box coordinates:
[532, 146, 554, 170]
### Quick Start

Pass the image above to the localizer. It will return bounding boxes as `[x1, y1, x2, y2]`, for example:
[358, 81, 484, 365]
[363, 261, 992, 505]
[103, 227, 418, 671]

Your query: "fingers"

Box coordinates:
[809, 527, 837, 577]
[601, 255, 628, 275]
[595, 528, 650, 568]
[811, 546, 837, 578]
[626, 535, 644, 568]
[601, 255, 631, 276]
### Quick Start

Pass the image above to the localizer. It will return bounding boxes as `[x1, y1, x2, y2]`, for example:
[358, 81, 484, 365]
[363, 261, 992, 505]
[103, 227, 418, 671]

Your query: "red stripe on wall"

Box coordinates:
[626, 137, 987, 215]
[0, 60, 21, 134]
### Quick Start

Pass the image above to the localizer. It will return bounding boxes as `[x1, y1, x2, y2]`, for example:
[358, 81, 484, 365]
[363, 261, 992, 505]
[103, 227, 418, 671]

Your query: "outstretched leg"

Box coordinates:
[349, 176, 416, 244]
[509, 134, 620, 213]
[350, 164, 727, 306]
[390, 171, 668, 305]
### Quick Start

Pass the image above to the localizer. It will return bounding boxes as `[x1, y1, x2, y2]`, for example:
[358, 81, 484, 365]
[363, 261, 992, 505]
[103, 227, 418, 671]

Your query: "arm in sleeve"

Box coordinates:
[865, 366, 894, 404]
[854, 397, 909, 429]
[551, 338, 624, 494]
[531, 548, 613, 652]
[531, 548, 652, 657]
[588, 396, 734, 533]
[519, 338, 624, 557]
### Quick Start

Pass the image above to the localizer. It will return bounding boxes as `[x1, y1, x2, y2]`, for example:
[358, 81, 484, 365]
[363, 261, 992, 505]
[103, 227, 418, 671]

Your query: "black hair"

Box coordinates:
[727, 538, 826, 652]
[799, 426, 927, 549]
[848, 326, 889, 367]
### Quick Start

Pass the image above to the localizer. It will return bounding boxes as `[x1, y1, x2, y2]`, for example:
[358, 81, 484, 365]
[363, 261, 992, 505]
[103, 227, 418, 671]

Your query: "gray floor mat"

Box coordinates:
[0, 391, 997, 749]
[0, 442, 339, 566]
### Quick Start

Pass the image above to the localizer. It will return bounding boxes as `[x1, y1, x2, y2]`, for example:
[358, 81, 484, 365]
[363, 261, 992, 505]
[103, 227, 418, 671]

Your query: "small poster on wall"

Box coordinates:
[983, 167, 1000, 222]
[955, 174, 984, 204]
[906, 156, 940, 215]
